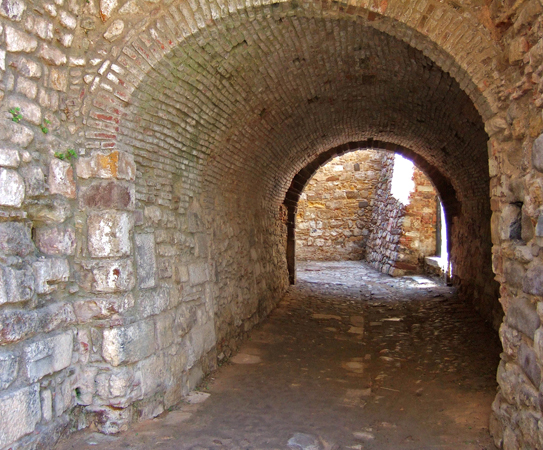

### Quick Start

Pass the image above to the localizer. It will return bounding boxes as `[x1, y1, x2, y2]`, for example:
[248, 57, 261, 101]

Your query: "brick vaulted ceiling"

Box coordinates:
[112, 11, 490, 214]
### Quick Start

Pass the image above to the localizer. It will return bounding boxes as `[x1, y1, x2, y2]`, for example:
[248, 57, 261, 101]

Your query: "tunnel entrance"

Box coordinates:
[294, 149, 448, 278]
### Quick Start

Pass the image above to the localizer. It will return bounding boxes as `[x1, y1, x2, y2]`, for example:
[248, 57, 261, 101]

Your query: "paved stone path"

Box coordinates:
[57, 261, 500, 450]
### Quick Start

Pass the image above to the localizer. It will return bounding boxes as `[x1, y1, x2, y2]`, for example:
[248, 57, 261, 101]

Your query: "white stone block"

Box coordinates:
[24, 331, 73, 382]
[0, 384, 41, 448]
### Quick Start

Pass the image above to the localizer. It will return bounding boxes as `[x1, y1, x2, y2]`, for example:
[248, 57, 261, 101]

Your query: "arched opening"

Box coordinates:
[74, 3, 503, 438]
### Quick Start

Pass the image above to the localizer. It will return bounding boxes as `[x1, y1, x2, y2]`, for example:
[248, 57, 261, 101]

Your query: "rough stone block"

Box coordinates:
[188, 262, 209, 286]
[155, 313, 175, 349]
[0, 309, 37, 344]
[0, 148, 20, 168]
[49, 159, 76, 198]
[139, 286, 170, 318]
[38, 43, 67, 65]
[8, 98, 41, 125]
[90, 259, 135, 293]
[0, 222, 34, 256]
[35, 225, 76, 255]
[518, 342, 541, 387]
[80, 181, 134, 210]
[20, 165, 45, 196]
[24, 331, 73, 382]
[0, 120, 34, 147]
[88, 211, 131, 257]
[41, 389, 52, 422]
[533, 134, 543, 173]
[0, 0, 25, 20]
[102, 320, 155, 366]
[0, 263, 34, 304]
[73, 293, 134, 322]
[136, 352, 167, 397]
[0, 351, 18, 390]
[104, 19, 124, 41]
[506, 297, 540, 339]
[87, 405, 131, 435]
[76, 151, 136, 181]
[5, 26, 37, 52]
[523, 266, 543, 296]
[135, 233, 156, 289]
[0, 168, 25, 207]
[0, 384, 41, 448]
[33, 258, 70, 294]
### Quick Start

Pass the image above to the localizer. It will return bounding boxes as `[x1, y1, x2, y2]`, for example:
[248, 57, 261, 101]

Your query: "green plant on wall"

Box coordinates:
[54, 149, 78, 161]
[9, 107, 22, 123]
[41, 119, 51, 134]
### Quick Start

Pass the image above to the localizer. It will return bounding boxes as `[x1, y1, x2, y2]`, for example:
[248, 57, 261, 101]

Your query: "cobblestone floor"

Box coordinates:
[57, 261, 501, 450]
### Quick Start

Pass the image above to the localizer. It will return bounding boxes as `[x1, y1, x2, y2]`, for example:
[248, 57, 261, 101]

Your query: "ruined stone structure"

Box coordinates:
[366, 152, 438, 276]
[296, 150, 438, 273]
[0, 0, 542, 448]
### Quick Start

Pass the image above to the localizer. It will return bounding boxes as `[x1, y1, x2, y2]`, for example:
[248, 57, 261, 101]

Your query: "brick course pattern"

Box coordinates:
[0, 0, 540, 448]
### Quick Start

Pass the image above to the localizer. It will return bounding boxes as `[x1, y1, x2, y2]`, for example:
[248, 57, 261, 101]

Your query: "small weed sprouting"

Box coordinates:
[54, 149, 79, 161]
[41, 119, 51, 134]
[9, 107, 22, 123]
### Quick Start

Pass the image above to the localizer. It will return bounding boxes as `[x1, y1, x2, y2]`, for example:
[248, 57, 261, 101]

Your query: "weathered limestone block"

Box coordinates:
[188, 262, 209, 286]
[20, 165, 46, 196]
[86, 405, 131, 434]
[0, 168, 25, 207]
[5, 26, 38, 52]
[35, 224, 76, 255]
[102, 319, 155, 366]
[89, 259, 135, 293]
[38, 43, 67, 66]
[0, 120, 34, 147]
[104, 19, 124, 41]
[0, 0, 25, 20]
[7, 98, 41, 125]
[41, 389, 52, 422]
[80, 181, 134, 210]
[76, 151, 136, 181]
[523, 265, 543, 296]
[88, 211, 131, 257]
[24, 331, 73, 382]
[73, 293, 134, 322]
[505, 297, 540, 339]
[533, 134, 543, 172]
[27, 198, 71, 223]
[155, 313, 175, 350]
[0, 309, 37, 344]
[0, 148, 20, 168]
[0, 263, 34, 304]
[32, 258, 70, 294]
[0, 222, 34, 256]
[138, 286, 170, 318]
[0, 384, 41, 448]
[95, 366, 136, 400]
[0, 351, 18, 390]
[100, 0, 119, 22]
[498, 359, 541, 411]
[49, 159, 76, 198]
[135, 233, 156, 289]
[74, 366, 98, 406]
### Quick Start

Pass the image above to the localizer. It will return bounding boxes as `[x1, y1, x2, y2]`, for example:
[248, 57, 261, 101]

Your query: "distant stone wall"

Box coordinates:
[296, 150, 383, 260]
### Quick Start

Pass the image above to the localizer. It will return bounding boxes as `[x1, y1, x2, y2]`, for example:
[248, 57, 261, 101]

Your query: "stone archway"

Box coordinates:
[1, 1, 543, 449]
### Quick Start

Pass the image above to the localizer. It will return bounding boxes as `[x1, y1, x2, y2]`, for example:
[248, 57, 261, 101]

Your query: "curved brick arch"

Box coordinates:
[75, 0, 501, 141]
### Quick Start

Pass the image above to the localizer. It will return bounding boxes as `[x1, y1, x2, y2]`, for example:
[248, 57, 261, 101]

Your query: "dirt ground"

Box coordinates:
[57, 261, 501, 450]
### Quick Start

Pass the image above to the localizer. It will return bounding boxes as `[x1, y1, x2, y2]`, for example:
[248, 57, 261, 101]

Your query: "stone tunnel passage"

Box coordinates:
[8, 0, 543, 448]
[57, 261, 501, 450]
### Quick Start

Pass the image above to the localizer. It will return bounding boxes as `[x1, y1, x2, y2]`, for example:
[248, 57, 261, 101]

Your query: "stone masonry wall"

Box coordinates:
[296, 150, 383, 261]
[366, 154, 438, 276]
